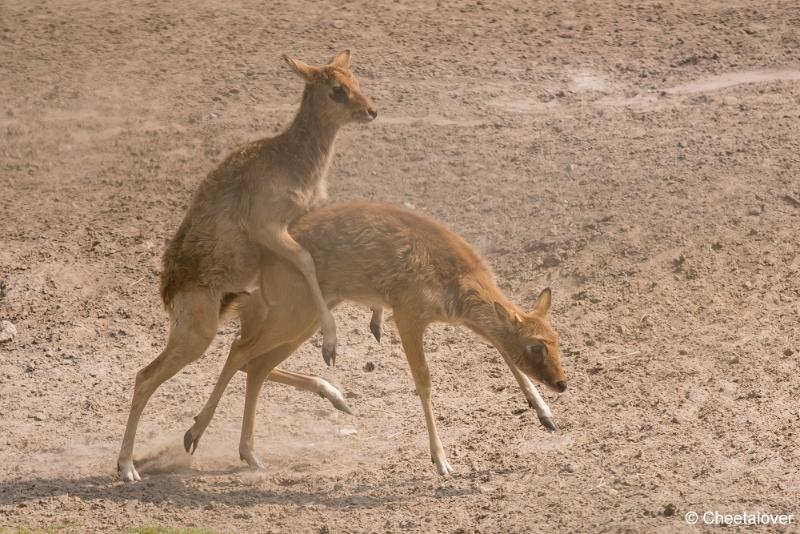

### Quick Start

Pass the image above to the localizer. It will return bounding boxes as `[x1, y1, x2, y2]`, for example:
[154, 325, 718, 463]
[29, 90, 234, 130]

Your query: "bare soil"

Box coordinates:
[1, 1, 799, 532]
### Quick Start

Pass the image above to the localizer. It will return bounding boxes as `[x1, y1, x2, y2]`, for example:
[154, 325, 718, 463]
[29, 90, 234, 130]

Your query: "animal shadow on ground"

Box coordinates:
[0, 470, 478, 510]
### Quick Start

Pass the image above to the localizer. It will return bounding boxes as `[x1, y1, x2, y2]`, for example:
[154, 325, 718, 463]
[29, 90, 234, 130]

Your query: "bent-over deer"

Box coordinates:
[117, 51, 376, 482]
[184, 202, 568, 476]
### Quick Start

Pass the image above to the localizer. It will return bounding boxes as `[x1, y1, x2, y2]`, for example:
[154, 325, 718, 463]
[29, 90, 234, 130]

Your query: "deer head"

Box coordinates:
[282, 50, 377, 125]
[493, 288, 567, 392]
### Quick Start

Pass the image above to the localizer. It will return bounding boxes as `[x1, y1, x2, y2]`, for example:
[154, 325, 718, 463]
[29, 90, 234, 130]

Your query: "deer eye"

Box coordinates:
[330, 85, 348, 103]
[527, 344, 547, 366]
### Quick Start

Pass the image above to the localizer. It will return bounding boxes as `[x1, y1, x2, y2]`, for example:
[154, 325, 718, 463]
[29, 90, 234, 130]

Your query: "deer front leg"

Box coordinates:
[500, 352, 557, 431]
[253, 224, 338, 366]
[267, 368, 352, 415]
[395, 314, 453, 476]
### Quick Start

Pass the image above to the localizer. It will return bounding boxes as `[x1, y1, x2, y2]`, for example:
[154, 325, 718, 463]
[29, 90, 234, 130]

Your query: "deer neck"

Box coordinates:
[282, 86, 340, 187]
[457, 282, 520, 352]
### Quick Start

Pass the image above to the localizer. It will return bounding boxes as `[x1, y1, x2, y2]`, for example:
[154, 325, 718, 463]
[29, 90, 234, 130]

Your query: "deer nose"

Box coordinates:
[555, 381, 567, 392]
[367, 108, 378, 119]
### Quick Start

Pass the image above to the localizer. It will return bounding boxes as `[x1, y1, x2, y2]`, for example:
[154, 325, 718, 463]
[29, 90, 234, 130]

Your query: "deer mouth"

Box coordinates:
[527, 368, 568, 393]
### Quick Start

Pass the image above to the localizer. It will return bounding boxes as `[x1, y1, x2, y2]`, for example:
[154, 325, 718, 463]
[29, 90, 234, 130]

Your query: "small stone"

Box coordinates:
[31, 413, 46, 421]
[663, 503, 676, 517]
[0, 320, 16, 343]
[784, 348, 794, 356]
[562, 463, 577, 473]
[331, 19, 346, 29]
[363, 361, 375, 372]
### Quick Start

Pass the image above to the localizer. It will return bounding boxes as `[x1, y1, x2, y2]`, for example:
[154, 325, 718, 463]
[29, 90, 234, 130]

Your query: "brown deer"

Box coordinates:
[183, 202, 567, 476]
[117, 51, 376, 482]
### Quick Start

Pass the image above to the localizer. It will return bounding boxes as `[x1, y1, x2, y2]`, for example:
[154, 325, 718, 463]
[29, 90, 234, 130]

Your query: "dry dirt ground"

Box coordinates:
[2, 1, 800, 532]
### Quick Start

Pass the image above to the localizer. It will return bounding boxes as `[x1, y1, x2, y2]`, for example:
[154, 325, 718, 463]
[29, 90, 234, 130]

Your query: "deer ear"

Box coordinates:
[494, 302, 522, 326]
[282, 54, 315, 81]
[331, 49, 351, 68]
[532, 287, 552, 316]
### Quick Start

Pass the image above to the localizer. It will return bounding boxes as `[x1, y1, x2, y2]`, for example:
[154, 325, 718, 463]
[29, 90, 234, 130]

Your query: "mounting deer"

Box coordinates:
[117, 51, 376, 482]
[183, 202, 568, 476]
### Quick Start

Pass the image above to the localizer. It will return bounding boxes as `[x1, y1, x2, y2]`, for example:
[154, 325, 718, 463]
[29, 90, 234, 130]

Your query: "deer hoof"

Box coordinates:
[239, 450, 266, 470]
[433, 456, 454, 476]
[538, 416, 558, 432]
[118, 460, 141, 482]
[322, 345, 336, 367]
[321, 383, 353, 415]
[184, 428, 201, 454]
[369, 321, 382, 343]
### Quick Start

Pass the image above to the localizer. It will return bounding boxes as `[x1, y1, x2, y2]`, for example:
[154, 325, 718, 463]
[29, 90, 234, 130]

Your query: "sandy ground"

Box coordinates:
[2, 0, 800, 532]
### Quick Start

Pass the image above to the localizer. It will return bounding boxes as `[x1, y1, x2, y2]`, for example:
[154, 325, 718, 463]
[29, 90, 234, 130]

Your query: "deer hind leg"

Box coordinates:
[500, 353, 557, 432]
[229, 286, 350, 413]
[369, 307, 384, 343]
[117, 290, 219, 482]
[239, 333, 317, 469]
[183, 293, 317, 456]
[255, 224, 338, 366]
[236, 276, 340, 469]
[394, 312, 453, 476]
